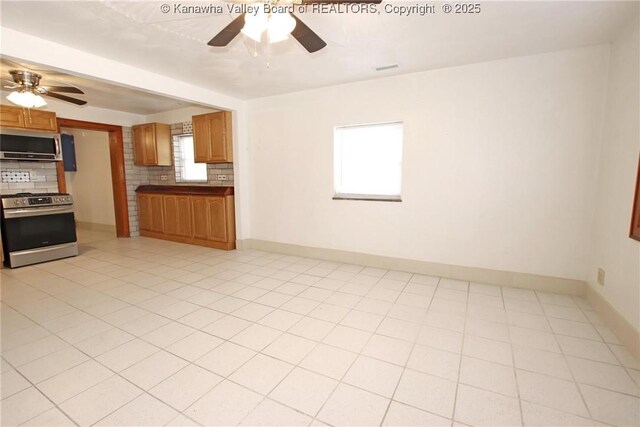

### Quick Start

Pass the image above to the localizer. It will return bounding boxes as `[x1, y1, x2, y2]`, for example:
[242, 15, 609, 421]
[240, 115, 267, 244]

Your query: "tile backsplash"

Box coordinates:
[123, 120, 234, 237]
[0, 161, 58, 194]
[145, 121, 234, 187]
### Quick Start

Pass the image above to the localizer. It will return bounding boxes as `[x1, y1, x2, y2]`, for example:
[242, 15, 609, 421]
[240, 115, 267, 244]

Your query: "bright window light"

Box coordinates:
[334, 122, 403, 200]
[176, 135, 207, 182]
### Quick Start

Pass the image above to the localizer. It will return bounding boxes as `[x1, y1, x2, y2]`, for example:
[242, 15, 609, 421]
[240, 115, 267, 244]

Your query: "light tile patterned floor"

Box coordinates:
[1, 229, 639, 426]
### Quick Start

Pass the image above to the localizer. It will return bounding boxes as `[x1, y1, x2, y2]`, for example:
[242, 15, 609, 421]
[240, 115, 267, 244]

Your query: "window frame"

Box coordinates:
[333, 121, 403, 202]
[174, 134, 208, 183]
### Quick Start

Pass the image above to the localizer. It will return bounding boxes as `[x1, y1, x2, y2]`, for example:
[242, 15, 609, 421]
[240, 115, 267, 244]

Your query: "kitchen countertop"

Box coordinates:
[135, 185, 234, 196]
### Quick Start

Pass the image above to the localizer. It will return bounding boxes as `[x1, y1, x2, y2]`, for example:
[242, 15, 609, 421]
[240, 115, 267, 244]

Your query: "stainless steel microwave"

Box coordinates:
[0, 131, 62, 161]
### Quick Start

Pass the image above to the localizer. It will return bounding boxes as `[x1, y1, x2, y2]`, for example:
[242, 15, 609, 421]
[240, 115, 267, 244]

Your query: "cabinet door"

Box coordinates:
[0, 105, 26, 129]
[206, 197, 227, 242]
[25, 109, 57, 132]
[149, 195, 165, 233]
[154, 124, 173, 166]
[190, 196, 208, 240]
[163, 195, 178, 236]
[143, 124, 158, 165]
[137, 194, 152, 231]
[176, 196, 192, 237]
[208, 113, 227, 162]
[133, 125, 145, 165]
[192, 114, 210, 163]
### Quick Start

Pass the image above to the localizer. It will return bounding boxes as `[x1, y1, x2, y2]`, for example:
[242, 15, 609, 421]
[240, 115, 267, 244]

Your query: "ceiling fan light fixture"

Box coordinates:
[267, 12, 296, 43]
[7, 90, 47, 108]
[241, 9, 297, 44]
[242, 7, 268, 42]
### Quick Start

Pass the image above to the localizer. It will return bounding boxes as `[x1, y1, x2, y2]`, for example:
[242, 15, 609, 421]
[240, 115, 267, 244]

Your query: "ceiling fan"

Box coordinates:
[208, 0, 382, 53]
[3, 69, 87, 108]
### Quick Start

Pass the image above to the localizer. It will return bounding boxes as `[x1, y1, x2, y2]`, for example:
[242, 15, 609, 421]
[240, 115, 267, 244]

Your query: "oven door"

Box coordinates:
[2, 205, 77, 252]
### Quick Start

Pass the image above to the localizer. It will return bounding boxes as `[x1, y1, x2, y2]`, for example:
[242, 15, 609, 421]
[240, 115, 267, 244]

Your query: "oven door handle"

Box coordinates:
[3, 205, 74, 218]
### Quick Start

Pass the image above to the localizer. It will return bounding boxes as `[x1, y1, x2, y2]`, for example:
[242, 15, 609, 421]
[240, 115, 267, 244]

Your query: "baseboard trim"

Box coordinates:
[586, 285, 640, 359]
[238, 239, 586, 296]
[75, 221, 116, 233]
[140, 230, 235, 250]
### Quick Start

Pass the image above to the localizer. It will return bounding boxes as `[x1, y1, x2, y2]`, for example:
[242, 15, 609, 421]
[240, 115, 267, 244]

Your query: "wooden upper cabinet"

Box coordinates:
[0, 104, 56, 132]
[192, 111, 233, 163]
[0, 105, 26, 129]
[132, 123, 172, 166]
[133, 126, 144, 165]
[25, 109, 57, 131]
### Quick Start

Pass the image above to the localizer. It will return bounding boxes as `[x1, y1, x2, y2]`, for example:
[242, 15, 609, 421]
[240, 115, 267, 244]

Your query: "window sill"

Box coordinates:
[333, 194, 402, 202]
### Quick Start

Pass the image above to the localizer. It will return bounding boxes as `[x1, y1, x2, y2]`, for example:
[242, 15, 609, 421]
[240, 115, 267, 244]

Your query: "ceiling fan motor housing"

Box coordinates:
[9, 70, 42, 88]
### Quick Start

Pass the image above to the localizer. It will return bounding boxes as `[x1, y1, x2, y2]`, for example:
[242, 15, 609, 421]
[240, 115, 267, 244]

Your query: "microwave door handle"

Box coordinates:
[55, 137, 61, 156]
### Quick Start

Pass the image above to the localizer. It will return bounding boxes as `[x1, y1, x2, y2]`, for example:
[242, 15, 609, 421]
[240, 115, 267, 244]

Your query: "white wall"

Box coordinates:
[144, 106, 218, 124]
[63, 128, 116, 227]
[45, 100, 145, 127]
[588, 17, 640, 330]
[248, 45, 610, 281]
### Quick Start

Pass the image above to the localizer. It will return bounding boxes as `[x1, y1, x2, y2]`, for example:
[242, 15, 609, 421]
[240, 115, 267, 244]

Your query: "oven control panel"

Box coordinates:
[1, 193, 73, 209]
[29, 197, 52, 205]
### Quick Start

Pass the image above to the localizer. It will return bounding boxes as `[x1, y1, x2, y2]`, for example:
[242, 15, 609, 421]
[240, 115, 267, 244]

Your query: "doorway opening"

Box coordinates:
[56, 119, 130, 237]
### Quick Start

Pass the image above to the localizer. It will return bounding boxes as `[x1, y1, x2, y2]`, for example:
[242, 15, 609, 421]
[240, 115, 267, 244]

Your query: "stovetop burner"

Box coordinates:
[1, 192, 70, 199]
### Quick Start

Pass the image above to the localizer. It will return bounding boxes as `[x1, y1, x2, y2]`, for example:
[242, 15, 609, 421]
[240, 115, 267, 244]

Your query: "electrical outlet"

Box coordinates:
[217, 175, 227, 181]
[160, 175, 168, 181]
[597, 268, 605, 286]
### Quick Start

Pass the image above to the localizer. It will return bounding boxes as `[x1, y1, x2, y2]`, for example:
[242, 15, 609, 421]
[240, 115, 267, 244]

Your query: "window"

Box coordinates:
[174, 135, 207, 182]
[333, 122, 403, 201]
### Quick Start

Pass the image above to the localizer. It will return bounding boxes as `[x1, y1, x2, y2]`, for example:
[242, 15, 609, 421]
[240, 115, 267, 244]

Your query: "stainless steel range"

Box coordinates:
[1, 192, 78, 268]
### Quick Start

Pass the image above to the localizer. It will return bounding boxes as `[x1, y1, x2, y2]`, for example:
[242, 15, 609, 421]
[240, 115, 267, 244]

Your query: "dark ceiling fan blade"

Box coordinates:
[291, 14, 327, 53]
[299, 0, 382, 4]
[44, 92, 87, 105]
[208, 13, 246, 47]
[42, 86, 84, 94]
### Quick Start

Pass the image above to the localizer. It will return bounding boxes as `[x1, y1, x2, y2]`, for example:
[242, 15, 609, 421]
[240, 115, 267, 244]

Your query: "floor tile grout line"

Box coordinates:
[505, 285, 526, 427]
[378, 277, 453, 427]
[573, 294, 640, 380]
[532, 289, 595, 422]
[3, 236, 638, 426]
[1, 355, 82, 427]
[7, 270, 636, 404]
[297, 272, 413, 425]
[449, 278, 472, 427]
[5, 278, 636, 403]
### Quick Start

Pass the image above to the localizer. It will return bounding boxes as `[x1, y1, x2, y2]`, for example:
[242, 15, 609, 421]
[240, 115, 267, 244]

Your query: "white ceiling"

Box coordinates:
[1, 1, 637, 101]
[0, 58, 202, 115]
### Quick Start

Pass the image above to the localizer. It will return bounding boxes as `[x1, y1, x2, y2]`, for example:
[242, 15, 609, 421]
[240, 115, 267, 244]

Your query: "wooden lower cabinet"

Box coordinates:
[206, 197, 228, 242]
[138, 194, 152, 232]
[191, 197, 209, 240]
[137, 192, 235, 250]
[163, 195, 191, 237]
[149, 194, 165, 233]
